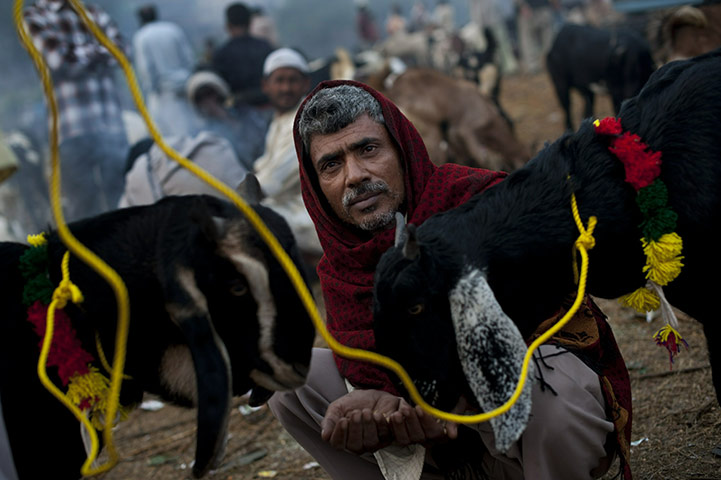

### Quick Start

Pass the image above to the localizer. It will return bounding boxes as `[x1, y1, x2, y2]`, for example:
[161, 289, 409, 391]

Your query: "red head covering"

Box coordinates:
[293, 80, 506, 392]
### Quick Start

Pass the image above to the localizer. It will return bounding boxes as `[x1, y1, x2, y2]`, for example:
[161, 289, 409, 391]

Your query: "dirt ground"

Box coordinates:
[96, 72, 721, 480]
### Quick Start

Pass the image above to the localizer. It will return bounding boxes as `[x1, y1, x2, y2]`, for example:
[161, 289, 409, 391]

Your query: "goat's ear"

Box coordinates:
[164, 265, 232, 477]
[449, 268, 534, 453]
[403, 224, 420, 260]
[189, 197, 226, 244]
[237, 173, 265, 204]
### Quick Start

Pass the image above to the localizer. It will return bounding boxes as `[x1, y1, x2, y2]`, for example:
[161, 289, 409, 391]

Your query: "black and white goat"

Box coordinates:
[373, 48, 721, 447]
[0, 178, 315, 479]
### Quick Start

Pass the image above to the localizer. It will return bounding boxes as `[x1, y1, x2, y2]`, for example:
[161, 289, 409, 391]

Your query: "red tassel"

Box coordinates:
[653, 324, 688, 369]
[594, 117, 623, 135]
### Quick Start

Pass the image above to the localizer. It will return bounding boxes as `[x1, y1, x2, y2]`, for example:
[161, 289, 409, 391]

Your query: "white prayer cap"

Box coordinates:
[263, 48, 310, 76]
[186, 70, 231, 103]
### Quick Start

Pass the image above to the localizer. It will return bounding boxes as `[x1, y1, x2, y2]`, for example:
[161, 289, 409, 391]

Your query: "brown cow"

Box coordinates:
[379, 67, 530, 171]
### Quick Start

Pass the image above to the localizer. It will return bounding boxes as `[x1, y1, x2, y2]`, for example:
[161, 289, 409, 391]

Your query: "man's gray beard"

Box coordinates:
[357, 209, 396, 231]
[343, 181, 399, 232]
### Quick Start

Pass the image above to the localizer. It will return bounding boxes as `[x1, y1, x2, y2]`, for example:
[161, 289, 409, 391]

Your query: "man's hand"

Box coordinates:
[320, 389, 460, 454]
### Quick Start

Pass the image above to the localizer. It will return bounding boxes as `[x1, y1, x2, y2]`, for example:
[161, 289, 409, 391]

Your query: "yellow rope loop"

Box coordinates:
[571, 193, 597, 251]
[52, 252, 84, 309]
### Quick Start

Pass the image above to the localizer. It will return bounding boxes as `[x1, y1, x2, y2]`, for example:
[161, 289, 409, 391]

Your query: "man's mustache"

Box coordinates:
[342, 181, 390, 209]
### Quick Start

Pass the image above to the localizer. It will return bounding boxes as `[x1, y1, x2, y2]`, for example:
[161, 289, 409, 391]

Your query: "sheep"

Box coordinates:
[0, 180, 315, 479]
[372, 47, 721, 449]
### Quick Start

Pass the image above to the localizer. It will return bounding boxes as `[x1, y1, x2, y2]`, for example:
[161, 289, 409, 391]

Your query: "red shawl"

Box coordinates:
[293, 79, 506, 392]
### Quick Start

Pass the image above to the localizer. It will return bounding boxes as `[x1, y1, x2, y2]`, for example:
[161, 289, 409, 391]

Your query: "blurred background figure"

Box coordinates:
[185, 70, 269, 171]
[356, 1, 380, 50]
[468, 0, 519, 74]
[23, 0, 128, 222]
[132, 3, 199, 137]
[250, 6, 279, 48]
[212, 2, 274, 109]
[516, 0, 558, 74]
[0, 129, 51, 241]
[385, 3, 408, 37]
[408, 0, 430, 33]
[432, 0, 455, 33]
[118, 129, 248, 208]
[254, 48, 321, 273]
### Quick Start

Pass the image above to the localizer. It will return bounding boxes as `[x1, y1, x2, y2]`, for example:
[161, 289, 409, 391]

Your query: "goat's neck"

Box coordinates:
[462, 131, 646, 334]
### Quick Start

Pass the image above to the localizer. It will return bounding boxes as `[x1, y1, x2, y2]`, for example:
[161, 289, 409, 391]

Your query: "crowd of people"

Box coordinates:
[1, 1, 633, 480]
[1, 0, 321, 266]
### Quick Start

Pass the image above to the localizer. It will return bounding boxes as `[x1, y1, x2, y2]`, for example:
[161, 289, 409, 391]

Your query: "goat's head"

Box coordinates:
[373, 213, 533, 452]
[155, 183, 315, 477]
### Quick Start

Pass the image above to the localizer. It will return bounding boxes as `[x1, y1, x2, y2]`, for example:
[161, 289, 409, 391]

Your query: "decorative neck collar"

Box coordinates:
[20, 234, 130, 429]
[594, 117, 687, 366]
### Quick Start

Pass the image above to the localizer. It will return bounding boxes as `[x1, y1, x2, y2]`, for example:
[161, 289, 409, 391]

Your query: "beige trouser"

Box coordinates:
[269, 346, 614, 480]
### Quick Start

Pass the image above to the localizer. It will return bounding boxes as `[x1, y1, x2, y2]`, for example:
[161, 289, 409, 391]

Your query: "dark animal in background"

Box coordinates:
[0, 183, 315, 479]
[546, 22, 656, 131]
[373, 47, 721, 450]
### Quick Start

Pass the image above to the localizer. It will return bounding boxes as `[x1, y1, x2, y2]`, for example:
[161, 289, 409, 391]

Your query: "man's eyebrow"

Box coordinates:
[316, 137, 379, 168]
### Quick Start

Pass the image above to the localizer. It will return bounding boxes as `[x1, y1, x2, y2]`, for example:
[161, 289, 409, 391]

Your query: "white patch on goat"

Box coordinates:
[220, 244, 304, 390]
[159, 345, 198, 404]
[163, 267, 232, 399]
[449, 268, 534, 452]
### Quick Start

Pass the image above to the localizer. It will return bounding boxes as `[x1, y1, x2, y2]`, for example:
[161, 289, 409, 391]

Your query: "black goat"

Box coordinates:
[373, 48, 721, 447]
[0, 186, 315, 479]
[547, 22, 656, 131]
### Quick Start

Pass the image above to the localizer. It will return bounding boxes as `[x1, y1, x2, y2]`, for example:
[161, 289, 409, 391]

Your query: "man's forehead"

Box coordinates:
[310, 115, 386, 148]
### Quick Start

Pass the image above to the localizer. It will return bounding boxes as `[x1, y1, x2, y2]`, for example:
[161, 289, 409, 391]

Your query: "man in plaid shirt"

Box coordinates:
[24, 0, 129, 221]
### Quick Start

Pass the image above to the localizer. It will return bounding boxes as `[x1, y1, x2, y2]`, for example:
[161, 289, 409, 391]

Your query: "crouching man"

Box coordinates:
[268, 80, 631, 480]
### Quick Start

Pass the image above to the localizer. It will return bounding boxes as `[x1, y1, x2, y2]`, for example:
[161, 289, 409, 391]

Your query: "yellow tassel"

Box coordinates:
[642, 233, 684, 286]
[642, 233, 683, 263]
[66, 368, 109, 408]
[619, 286, 660, 313]
[643, 257, 684, 286]
[27, 233, 47, 247]
[67, 368, 111, 430]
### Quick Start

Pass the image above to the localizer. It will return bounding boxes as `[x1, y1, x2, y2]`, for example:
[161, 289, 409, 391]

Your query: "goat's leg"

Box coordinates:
[548, 69, 573, 131]
[579, 86, 595, 125]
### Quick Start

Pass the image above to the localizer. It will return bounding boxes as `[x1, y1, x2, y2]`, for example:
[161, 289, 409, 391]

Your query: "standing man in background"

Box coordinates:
[132, 4, 199, 137]
[24, 0, 128, 222]
[516, 0, 558, 74]
[212, 2, 274, 109]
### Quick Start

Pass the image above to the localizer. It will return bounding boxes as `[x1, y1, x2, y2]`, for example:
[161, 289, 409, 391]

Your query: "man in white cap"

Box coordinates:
[254, 48, 322, 271]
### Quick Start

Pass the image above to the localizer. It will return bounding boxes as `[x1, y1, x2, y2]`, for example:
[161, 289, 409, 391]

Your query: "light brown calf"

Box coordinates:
[380, 68, 530, 172]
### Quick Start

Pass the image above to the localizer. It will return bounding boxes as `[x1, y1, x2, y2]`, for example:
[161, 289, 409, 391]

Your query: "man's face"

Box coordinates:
[262, 67, 310, 114]
[310, 114, 405, 232]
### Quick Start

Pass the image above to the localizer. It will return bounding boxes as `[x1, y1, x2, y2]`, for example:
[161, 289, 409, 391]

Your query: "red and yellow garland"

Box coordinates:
[594, 117, 688, 367]
[20, 233, 129, 429]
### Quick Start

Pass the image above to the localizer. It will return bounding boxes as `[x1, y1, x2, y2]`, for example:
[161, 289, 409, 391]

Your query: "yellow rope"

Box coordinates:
[14, 0, 126, 474]
[15, 2, 598, 472]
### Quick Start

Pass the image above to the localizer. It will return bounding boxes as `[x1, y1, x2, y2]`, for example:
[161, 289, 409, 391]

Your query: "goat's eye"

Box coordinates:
[408, 304, 424, 315]
[229, 280, 248, 296]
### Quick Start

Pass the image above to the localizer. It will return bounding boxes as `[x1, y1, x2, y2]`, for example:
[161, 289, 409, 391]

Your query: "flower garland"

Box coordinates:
[20, 233, 129, 429]
[594, 117, 688, 367]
